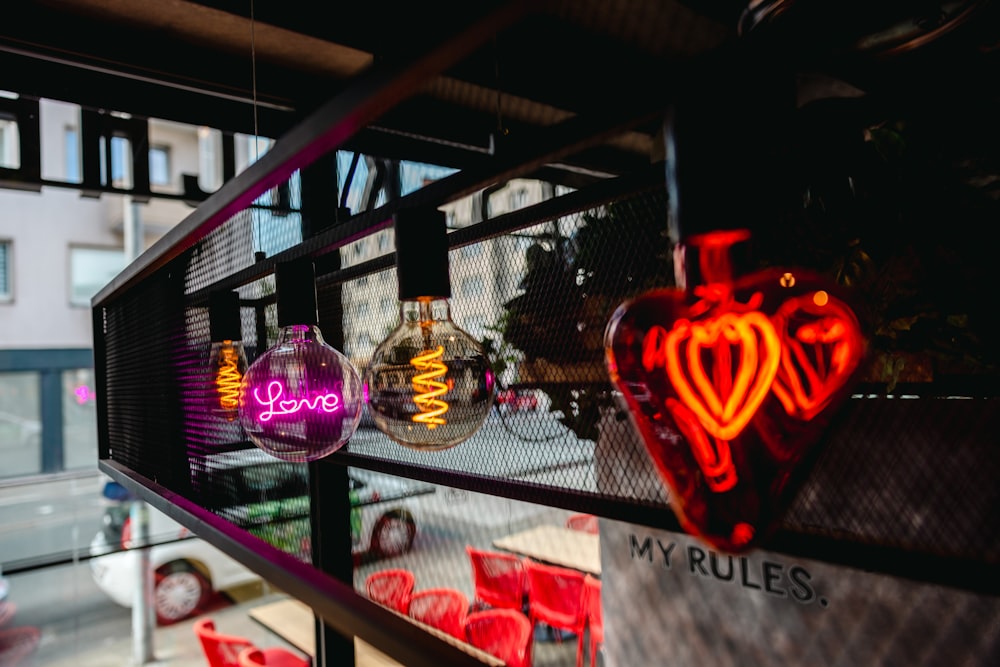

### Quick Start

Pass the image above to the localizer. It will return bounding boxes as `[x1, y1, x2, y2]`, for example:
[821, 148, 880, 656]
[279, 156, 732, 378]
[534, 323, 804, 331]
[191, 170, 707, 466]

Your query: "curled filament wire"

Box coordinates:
[216, 343, 242, 411]
[410, 345, 449, 428]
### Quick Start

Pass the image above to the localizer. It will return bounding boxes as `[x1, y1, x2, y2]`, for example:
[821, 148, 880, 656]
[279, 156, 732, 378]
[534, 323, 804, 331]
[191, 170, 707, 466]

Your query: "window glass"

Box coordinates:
[70, 247, 126, 306]
[0, 371, 41, 478]
[0, 240, 10, 299]
[63, 368, 98, 470]
[199, 127, 221, 191]
[0, 117, 19, 169]
[399, 160, 457, 195]
[460, 275, 485, 296]
[149, 145, 170, 186]
[460, 243, 483, 258]
[65, 127, 80, 182]
[110, 135, 132, 188]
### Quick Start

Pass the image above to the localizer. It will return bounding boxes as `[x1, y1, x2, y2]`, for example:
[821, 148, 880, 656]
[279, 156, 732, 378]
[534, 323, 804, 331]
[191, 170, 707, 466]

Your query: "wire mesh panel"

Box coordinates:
[97, 162, 1000, 574]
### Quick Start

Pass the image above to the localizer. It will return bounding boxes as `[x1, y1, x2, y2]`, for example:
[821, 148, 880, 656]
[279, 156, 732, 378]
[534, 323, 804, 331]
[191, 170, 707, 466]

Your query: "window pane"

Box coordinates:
[0, 241, 9, 298]
[63, 369, 98, 470]
[0, 371, 41, 478]
[65, 127, 80, 182]
[149, 145, 170, 186]
[110, 135, 132, 188]
[0, 118, 19, 169]
[70, 247, 126, 306]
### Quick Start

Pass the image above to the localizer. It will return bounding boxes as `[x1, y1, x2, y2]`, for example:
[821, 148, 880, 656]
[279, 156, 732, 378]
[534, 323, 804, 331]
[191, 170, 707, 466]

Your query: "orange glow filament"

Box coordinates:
[644, 311, 781, 441]
[216, 342, 242, 411]
[665, 398, 738, 492]
[770, 292, 863, 421]
[410, 346, 449, 428]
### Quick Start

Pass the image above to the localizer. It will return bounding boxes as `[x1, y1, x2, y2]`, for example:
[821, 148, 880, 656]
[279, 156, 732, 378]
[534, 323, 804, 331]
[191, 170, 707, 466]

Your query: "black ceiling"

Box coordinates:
[1, 0, 997, 182]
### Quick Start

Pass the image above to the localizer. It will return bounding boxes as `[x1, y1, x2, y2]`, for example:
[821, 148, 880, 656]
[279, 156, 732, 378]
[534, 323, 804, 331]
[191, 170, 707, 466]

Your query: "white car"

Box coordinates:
[90, 456, 434, 624]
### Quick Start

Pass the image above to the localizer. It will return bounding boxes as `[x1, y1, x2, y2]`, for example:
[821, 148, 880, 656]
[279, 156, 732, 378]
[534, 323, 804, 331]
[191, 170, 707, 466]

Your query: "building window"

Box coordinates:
[69, 246, 126, 306]
[509, 188, 528, 210]
[0, 240, 11, 301]
[65, 127, 80, 182]
[109, 135, 132, 188]
[0, 371, 42, 478]
[460, 243, 483, 258]
[459, 275, 485, 297]
[199, 127, 224, 191]
[63, 368, 98, 470]
[0, 116, 19, 169]
[149, 145, 170, 186]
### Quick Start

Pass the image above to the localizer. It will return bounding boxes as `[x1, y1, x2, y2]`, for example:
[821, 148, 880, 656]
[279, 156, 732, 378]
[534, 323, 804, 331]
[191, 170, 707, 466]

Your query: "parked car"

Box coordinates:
[496, 388, 539, 412]
[89, 452, 434, 624]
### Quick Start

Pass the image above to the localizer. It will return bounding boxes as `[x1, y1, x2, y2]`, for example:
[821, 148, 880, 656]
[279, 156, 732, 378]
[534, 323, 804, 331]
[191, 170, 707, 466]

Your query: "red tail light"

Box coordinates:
[121, 517, 132, 549]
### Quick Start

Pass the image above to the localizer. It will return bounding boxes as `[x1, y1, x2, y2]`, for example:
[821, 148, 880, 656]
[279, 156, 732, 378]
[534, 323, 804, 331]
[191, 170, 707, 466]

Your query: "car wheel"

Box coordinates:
[370, 510, 415, 557]
[154, 561, 210, 624]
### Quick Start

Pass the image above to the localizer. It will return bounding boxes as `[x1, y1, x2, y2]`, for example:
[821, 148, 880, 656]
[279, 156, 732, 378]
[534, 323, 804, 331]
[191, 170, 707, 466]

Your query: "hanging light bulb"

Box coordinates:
[207, 290, 248, 421]
[238, 259, 363, 461]
[365, 208, 494, 450]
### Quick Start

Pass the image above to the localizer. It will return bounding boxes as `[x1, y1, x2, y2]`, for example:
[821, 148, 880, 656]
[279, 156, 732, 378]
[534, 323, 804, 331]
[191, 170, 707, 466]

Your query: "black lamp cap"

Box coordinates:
[209, 290, 242, 342]
[275, 259, 318, 327]
[394, 207, 451, 300]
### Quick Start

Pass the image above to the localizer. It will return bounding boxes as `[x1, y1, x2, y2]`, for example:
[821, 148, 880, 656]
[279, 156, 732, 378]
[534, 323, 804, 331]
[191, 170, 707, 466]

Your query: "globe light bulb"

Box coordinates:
[367, 297, 494, 450]
[365, 208, 494, 450]
[207, 291, 248, 422]
[238, 260, 363, 461]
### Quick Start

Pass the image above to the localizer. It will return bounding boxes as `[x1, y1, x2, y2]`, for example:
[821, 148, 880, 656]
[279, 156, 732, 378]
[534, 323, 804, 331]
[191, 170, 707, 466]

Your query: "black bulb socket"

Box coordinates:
[394, 207, 451, 300]
[276, 259, 319, 327]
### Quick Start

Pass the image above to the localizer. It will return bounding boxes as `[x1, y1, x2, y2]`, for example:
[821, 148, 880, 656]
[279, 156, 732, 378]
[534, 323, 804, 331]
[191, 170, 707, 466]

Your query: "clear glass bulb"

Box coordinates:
[238, 324, 363, 461]
[365, 297, 494, 450]
[208, 339, 248, 422]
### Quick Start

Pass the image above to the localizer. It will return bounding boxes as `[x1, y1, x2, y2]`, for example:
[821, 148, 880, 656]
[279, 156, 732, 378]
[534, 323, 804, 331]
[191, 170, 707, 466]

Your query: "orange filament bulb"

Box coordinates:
[410, 345, 449, 428]
[216, 342, 242, 410]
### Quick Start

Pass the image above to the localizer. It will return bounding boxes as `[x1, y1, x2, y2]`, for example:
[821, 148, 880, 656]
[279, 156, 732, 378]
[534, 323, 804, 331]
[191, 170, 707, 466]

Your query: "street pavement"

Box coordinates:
[2, 450, 588, 666]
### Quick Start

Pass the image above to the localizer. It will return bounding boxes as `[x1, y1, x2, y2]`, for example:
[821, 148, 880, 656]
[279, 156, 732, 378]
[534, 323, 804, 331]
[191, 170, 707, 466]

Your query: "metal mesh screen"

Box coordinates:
[95, 125, 998, 667]
[98, 160, 999, 572]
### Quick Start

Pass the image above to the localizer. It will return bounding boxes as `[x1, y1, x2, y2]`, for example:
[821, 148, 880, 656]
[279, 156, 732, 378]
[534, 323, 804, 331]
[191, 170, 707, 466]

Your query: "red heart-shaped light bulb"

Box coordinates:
[605, 234, 864, 552]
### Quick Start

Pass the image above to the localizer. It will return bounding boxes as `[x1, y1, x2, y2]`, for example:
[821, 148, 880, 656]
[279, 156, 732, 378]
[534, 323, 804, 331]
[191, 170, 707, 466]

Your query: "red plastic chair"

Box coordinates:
[0, 601, 16, 627]
[0, 626, 41, 667]
[365, 569, 416, 614]
[407, 587, 469, 640]
[238, 646, 306, 667]
[465, 546, 527, 612]
[193, 618, 309, 667]
[565, 513, 599, 534]
[524, 559, 588, 667]
[238, 647, 267, 666]
[583, 575, 604, 667]
[464, 608, 532, 667]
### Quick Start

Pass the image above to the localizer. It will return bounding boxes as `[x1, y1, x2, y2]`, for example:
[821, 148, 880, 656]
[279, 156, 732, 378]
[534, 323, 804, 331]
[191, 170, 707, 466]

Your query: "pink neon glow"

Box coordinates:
[253, 380, 342, 422]
[75, 386, 94, 405]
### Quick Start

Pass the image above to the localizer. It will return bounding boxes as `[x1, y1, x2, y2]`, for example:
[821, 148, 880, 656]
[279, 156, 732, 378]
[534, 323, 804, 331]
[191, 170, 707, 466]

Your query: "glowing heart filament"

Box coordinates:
[215, 342, 243, 410]
[644, 311, 781, 442]
[253, 380, 341, 422]
[665, 398, 738, 492]
[410, 346, 449, 428]
[771, 291, 863, 421]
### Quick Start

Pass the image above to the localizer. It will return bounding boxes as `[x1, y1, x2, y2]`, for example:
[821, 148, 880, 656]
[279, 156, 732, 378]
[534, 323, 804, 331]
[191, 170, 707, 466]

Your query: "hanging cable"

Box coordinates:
[249, 0, 263, 257]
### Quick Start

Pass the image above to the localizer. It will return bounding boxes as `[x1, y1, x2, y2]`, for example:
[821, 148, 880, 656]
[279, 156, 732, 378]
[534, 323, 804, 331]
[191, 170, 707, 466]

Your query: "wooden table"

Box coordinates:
[248, 598, 503, 666]
[492, 524, 601, 576]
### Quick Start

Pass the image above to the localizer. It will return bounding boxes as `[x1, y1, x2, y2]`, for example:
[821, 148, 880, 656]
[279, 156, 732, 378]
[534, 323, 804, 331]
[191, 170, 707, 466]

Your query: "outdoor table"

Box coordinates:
[248, 597, 503, 666]
[492, 524, 601, 576]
